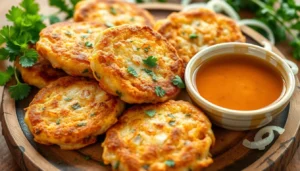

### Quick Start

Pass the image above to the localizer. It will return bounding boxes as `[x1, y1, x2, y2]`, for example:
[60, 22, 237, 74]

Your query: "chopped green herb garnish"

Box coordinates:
[81, 34, 88, 39]
[130, 17, 135, 22]
[165, 160, 175, 167]
[105, 22, 115, 28]
[137, 47, 140, 51]
[169, 120, 176, 126]
[64, 97, 72, 101]
[56, 119, 61, 125]
[155, 86, 165, 97]
[142, 69, 157, 81]
[145, 110, 156, 117]
[85, 41, 93, 48]
[143, 56, 157, 68]
[87, 29, 92, 33]
[113, 161, 120, 169]
[110, 7, 117, 15]
[168, 114, 175, 118]
[83, 155, 91, 160]
[65, 31, 72, 36]
[144, 46, 150, 52]
[142, 164, 150, 170]
[189, 33, 198, 39]
[127, 66, 138, 77]
[172, 75, 185, 88]
[116, 90, 122, 97]
[71, 103, 81, 110]
[82, 69, 89, 74]
[90, 113, 96, 117]
[77, 122, 87, 127]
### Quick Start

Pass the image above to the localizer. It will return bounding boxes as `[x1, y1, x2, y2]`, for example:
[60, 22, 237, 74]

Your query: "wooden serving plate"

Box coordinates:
[1, 3, 300, 171]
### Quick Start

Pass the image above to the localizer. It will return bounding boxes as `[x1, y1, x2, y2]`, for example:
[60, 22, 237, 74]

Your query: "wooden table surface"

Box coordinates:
[0, 0, 300, 171]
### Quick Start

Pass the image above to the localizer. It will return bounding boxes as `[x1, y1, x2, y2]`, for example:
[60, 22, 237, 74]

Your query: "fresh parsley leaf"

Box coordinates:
[8, 82, 31, 100]
[49, 15, 61, 24]
[70, 0, 81, 6]
[49, 0, 80, 19]
[145, 110, 156, 117]
[1, 0, 46, 101]
[291, 40, 300, 60]
[19, 49, 38, 67]
[142, 68, 157, 81]
[189, 33, 198, 39]
[291, 21, 300, 30]
[143, 56, 157, 67]
[165, 160, 175, 167]
[6, 6, 24, 25]
[0, 26, 16, 42]
[155, 86, 165, 97]
[227, 0, 300, 60]
[20, 0, 39, 15]
[0, 66, 14, 85]
[49, 0, 72, 18]
[0, 48, 9, 60]
[172, 75, 185, 88]
[127, 66, 138, 77]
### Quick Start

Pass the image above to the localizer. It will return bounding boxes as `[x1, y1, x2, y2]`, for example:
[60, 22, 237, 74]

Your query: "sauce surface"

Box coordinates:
[196, 53, 284, 110]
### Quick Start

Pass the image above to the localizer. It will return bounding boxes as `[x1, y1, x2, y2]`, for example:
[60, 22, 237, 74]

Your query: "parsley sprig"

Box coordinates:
[0, 0, 45, 100]
[226, 0, 300, 59]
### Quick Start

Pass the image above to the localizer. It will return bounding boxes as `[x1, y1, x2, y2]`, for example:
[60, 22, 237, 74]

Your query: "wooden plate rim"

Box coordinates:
[0, 3, 299, 171]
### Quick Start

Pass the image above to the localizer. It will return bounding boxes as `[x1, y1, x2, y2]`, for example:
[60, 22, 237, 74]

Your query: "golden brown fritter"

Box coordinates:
[36, 21, 107, 77]
[15, 56, 66, 89]
[90, 25, 185, 104]
[102, 100, 215, 171]
[74, 0, 155, 27]
[155, 8, 246, 64]
[25, 76, 125, 150]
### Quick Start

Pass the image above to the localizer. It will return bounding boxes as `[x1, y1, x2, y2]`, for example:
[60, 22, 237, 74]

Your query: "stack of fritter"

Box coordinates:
[22, 1, 246, 170]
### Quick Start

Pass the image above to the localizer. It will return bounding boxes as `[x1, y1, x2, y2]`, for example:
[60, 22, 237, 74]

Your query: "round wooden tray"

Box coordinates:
[1, 3, 300, 171]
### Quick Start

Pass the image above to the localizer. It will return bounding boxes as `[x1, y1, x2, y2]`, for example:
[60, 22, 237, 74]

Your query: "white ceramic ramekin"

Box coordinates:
[185, 42, 298, 131]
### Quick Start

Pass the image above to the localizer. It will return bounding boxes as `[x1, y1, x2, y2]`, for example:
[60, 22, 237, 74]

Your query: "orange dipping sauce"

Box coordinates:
[196, 53, 284, 111]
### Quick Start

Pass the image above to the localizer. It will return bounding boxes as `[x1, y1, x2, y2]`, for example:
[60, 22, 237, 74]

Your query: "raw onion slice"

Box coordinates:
[238, 19, 275, 45]
[181, 0, 193, 6]
[206, 0, 240, 20]
[254, 126, 285, 141]
[182, 3, 209, 11]
[243, 126, 285, 150]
